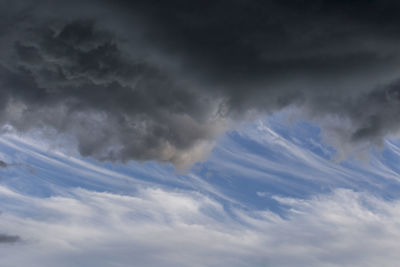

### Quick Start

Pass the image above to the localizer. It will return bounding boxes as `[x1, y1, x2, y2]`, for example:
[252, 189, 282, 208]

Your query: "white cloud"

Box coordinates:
[2, 117, 400, 266]
[1, 185, 400, 266]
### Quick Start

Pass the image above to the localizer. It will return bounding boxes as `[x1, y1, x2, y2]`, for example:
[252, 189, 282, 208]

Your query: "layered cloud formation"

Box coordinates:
[1, 117, 400, 266]
[2, 0, 400, 167]
[3, 185, 400, 267]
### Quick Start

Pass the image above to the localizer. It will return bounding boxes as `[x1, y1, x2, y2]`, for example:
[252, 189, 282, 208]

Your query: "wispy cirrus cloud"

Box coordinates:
[0, 114, 400, 266]
[1, 185, 400, 267]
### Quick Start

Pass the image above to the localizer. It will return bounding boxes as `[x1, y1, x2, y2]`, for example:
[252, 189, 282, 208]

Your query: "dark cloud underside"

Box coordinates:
[0, 160, 7, 168]
[0, 234, 20, 244]
[1, 0, 400, 167]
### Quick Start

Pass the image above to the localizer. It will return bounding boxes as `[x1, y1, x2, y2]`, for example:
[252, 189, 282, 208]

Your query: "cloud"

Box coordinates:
[0, 160, 7, 168]
[0, 15, 226, 169]
[0, 212, 21, 245]
[0, 234, 20, 244]
[2, 0, 400, 166]
[1, 117, 400, 266]
[1, 184, 400, 266]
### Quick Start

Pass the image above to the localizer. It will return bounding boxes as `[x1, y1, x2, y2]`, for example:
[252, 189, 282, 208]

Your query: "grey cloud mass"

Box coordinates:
[0, 213, 20, 244]
[1, 0, 400, 167]
[0, 160, 7, 168]
[0, 233, 20, 244]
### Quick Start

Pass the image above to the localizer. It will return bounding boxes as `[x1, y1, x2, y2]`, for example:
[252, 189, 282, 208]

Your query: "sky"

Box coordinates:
[2, 1, 400, 266]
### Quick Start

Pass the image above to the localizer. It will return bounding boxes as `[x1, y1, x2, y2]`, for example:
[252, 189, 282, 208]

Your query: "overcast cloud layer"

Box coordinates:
[2, 0, 400, 167]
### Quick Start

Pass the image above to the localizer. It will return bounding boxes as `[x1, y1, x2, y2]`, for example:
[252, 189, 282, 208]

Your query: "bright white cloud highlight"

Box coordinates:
[1, 185, 400, 267]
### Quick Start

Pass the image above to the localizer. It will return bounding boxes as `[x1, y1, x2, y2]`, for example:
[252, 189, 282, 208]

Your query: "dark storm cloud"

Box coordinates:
[1, 0, 400, 166]
[0, 160, 7, 168]
[0, 8, 224, 168]
[0, 234, 21, 244]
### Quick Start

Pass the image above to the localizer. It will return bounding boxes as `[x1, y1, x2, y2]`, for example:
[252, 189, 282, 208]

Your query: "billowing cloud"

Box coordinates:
[2, 0, 400, 167]
[0, 9, 226, 169]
